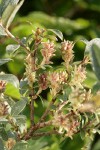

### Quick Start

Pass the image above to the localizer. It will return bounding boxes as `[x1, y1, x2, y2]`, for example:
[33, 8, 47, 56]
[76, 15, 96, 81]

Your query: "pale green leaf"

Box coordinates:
[0, 24, 7, 36]
[27, 138, 47, 150]
[81, 39, 89, 45]
[1, 0, 24, 28]
[6, 44, 20, 55]
[0, 0, 20, 17]
[12, 141, 27, 150]
[91, 44, 100, 80]
[5, 0, 24, 28]
[0, 0, 11, 16]
[0, 74, 19, 88]
[85, 38, 100, 52]
[0, 118, 8, 123]
[85, 38, 100, 80]
[80, 129, 85, 140]
[19, 78, 29, 95]
[48, 29, 63, 41]
[92, 81, 100, 94]
[0, 58, 12, 66]
[11, 99, 27, 116]
[5, 97, 15, 107]
[15, 115, 26, 125]
[0, 139, 4, 150]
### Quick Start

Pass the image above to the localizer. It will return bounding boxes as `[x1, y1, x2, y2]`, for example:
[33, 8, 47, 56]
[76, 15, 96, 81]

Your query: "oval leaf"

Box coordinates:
[0, 74, 19, 88]
[0, 118, 8, 123]
[91, 44, 100, 80]
[11, 99, 27, 116]
[80, 129, 85, 140]
[12, 141, 27, 150]
[0, 0, 19, 17]
[0, 139, 4, 150]
[85, 38, 100, 80]
[85, 38, 100, 52]
[6, 44, 20, 55]
[1, 0, 24, 28]
[48, 29, 63, 41]
[5, 83, 20, 99]
[92, 81, 100, 94]
[5, 0, 24, 28]
[15, 115, 26, 125]
[0, 58, 12, 66]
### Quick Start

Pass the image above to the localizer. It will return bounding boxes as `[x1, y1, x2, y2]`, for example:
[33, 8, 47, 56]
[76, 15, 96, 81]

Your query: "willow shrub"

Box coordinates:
[0, 1, 100, 150]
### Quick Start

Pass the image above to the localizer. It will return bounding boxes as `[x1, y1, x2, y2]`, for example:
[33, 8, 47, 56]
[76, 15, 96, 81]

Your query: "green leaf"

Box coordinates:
[92, 140, 100, 150]
[12, 141, 27, 150]
[60, 134, 84, 150]
[0, 129, 8, 141]
[0, 0, 20, 16]
[48, 29, 63, 41]
[91, 44, 100, 80]
[0, 118, 8, 123]
[27, 138, 47, 150]
[19, 78, 29, 95]
[15, 115, 26, 125]
[85, 38, 99, 53]
[81, 39, 89, 45]
[11, 99, 27, 116]
[0, 0, 11, 17]
[5, 83, 20, 100]
[0, 138, 4, 150]
[85, 38, 100, 80]
[6, 44, 20, 55]
[1, 0, 24, 28]
[0, 58, 12, 66]
[5, 97, 15, 107]
[5, 123, 12, 131]
[0, 24, 7, 36]
[80, 129, 85, 140]
[0, 74, 19, 88]
[92, 81, 100, 94]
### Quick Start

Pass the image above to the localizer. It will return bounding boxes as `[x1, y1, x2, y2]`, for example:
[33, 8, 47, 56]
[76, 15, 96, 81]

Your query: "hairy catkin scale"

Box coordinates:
[5, 138, 16, 150]
[0, 102, 8, 116]
[0, 80, 6, 93]
[61, 40, 74, 65]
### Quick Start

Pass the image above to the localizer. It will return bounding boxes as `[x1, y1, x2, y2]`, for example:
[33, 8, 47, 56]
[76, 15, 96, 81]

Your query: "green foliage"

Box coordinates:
[5, 83, 20, 99]
[11, 98, 27, 116]
[92, 82, 100, 94]
[0, 139, 4, 150]
[0, 0, 100, 150]
[0, 58, 12, 66]
[0, 0, 24, 28]
[0, 74, 19, 88]
[6, 44, 20, 56]
[48, 29, 63, 41]
[60, 134, 84, 150]
[85, 38, 100, 80]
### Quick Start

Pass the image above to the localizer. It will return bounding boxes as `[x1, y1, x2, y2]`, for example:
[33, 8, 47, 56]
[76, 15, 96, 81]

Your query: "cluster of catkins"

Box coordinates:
[24, 28, 99, 138]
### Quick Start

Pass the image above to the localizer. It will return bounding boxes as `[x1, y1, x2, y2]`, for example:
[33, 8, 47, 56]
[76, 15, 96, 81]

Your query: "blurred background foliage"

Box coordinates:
[0, 0, 100, 150]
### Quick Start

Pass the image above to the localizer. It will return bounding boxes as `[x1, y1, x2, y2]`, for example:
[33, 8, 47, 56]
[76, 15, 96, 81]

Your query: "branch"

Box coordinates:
[23, 120, 52, 140]
[5, 28, 30, 54]
[29, 92, 35, 126]
[32, 130, 60, 138]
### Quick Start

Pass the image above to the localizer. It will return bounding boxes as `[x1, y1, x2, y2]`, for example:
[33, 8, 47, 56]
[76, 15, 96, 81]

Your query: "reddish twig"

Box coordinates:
[32, 130, 60, 137]
[23, 120, 52, 140]
[5, 28, 30, 54]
